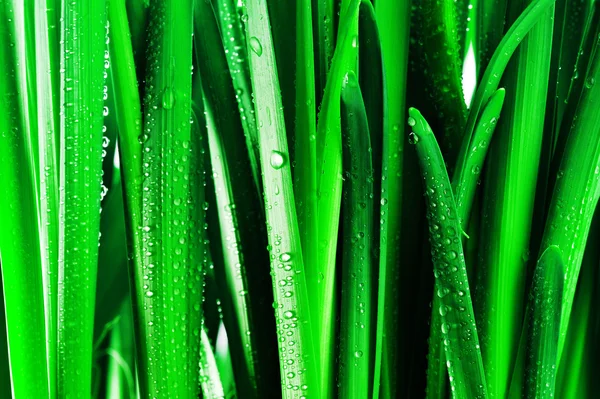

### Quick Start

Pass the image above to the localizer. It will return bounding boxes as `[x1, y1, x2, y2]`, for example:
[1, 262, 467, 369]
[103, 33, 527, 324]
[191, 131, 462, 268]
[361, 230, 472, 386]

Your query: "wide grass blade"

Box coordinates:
[58, 0, 107, 396]
[524, 246, 563, 398]
[373, 1, 411, 396]
[134, 0, 205, 396]
[199, 328, 226, 399]
[339, 72, 375, 399]
[409, 107, 487, 399]
[35, 0, 60, 395]
[474, 4, 554, 396]
[244, 0, 319, 396]
[0, 7, 48, 396]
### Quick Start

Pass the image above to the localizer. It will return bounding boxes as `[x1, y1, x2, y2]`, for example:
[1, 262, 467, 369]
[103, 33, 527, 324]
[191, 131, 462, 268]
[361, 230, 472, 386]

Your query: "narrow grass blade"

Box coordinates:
[426, 88, 505, 399]
[0, 5, 49, 398]
[0, 278, 11, 398]
[136, 0, 205, 396]
[457, 0, 557, 176]
[412, 0, 467, 165]
[477, 0, 508, 73]
[409, 107, 487, 399]
[214, 0, 261, 189]
[373, 1, 411, 396]
[524, 246, 563, 398]
[339, 72, 375, 399]
[58, 0, 107, 396]
[103, 302, 136, 399]
[294, 0, 319, 325]
[314, 0, 335, 97]
[314, 2, 360, 395]
[200, 328, 226, 399]
[540, 35, 600, 359]
[244, 0, 319, 396]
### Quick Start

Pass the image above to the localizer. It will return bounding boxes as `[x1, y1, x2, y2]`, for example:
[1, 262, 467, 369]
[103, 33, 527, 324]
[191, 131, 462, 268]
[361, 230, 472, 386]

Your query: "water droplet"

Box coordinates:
[471, 165, 481, 175]
[280, 252, 291, 262]
[161, 87, 175, 109]
[270, 150, 286, 169]
[249, 37, 263, 56]
[283, 310, 295, 319]
[585, 77, 595, 89]
[354, 351, 363, 358]
[407, 116, 416, 127]
[146, 291, 154, 297]
[441, 322, 450, 334]
[408, 132, 419, 144]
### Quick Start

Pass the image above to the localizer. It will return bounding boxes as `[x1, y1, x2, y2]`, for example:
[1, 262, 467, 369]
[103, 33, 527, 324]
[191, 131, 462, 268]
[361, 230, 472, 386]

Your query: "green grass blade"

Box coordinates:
[426, 88, 505, 399]
[373, 1, 411, 396]
[457, 0, 556, 176]
[412, 0, 467, 165]
[524, 246, 563, 398]
[35, 0, 60, 395]
[453, 88, 505, 227]
[474, 5, 554, 396]
[314, 2, 360, 395]
[0, 7, 48, 396]
[314, 0, 335, 97]
[136, 0, 205, 396]
[294, 0, 319, 332]
[244, 0, 319, 396]
[409, 107, 487, 399]
[0, 278, 11, 398]
[540, 35, 600, 360]
[214, 0, 261, 190]
[58, 0, 107, 396]
[477, 0, 508, 73]
[200, 328, 226, 399]
[339, 71, 375, 399]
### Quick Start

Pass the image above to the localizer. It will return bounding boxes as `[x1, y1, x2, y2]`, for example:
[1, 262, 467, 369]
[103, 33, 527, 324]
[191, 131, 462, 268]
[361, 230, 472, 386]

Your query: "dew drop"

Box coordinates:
[407, 116, 416, 127]
[280, 252, 292, 262]
[354, 350, 363, 358]
[408, 132, 419, 145]
[270, 150, 286, 169]
[249, 36, 263, 56]
[162, 87, 175, 109]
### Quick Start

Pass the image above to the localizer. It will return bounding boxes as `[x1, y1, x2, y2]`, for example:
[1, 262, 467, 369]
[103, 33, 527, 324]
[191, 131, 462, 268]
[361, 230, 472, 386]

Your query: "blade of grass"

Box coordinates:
[477, 0, 509, 74]
[314, 2, 360, 395]
[426, 88, 505, 399]
[409, 107, 487, 399]
[35, 0, 60, 395]
[456, 0, 557, 177]
[58, 0, 108, 395]
[213, 0, 261, 191]
[474, 4, 554, 396]
[524, 246, 563, 398]
[373, 1, 411, 397]
[200, 328, 226, 399]
[0, 4, 49, 397]
[314, 0, 335, 98]
[244, 0, 319, 396]
[339, 71, 375, 399]
[539, 33, 600, 360]
[0, 277, 11, 398]
[412, 0, 467, 165]
[136, 0, 205, 396]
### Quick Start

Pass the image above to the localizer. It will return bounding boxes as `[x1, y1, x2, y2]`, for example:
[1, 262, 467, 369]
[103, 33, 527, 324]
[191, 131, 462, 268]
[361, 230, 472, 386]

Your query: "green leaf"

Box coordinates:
[409, 107, 487, 399]
[339, 71, 375, 399]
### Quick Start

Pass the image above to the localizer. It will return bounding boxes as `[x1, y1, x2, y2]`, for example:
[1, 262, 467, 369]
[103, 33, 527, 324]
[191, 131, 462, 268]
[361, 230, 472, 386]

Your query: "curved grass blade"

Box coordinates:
[339, 72, 375, 399]
[539, 36, 600, 359]
[456, 0, 556, 180]
[409, 107, 487, 399]
[58, 0, 108, 396]
[426, 88, 505, 399]
[373, 1, 411, 396]
[136, 0, 205, 396]
[200, 328, 226, 399]
[0, 7, 48, 396]
[412, 0, 467, 165]
[244, 0, 319, 396]
[524, 246, 563, 398]
[314, 0, 335, 98]
[314, 2, 360, 395]
[213, 0, 261, 190]
[477, 0, 509, 73]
